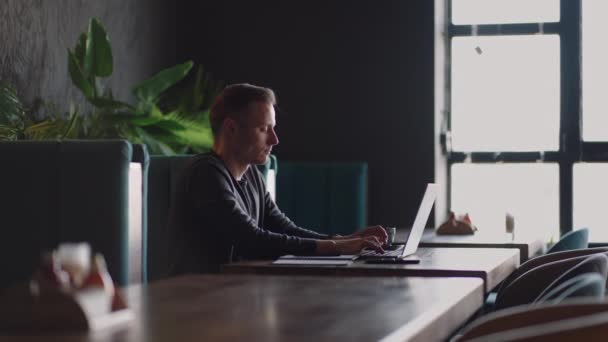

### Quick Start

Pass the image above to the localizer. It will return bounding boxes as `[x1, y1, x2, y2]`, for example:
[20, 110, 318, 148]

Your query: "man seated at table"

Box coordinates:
[170, 83, 387, 273]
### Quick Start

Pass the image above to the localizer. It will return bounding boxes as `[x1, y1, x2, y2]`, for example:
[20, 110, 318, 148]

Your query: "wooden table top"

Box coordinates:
[223, 247, 519, 293]
[410, 229, 546, 263]
[2, 275, 484, 342]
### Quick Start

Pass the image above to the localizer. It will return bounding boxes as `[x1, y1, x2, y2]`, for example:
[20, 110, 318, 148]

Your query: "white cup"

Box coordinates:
[57, 242, 91, 286]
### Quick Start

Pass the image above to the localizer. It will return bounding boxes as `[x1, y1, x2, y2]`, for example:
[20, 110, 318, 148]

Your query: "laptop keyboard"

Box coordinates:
[360, 245, 405, 257]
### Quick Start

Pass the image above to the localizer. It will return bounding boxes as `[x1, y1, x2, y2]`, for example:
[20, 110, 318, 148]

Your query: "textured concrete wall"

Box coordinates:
[0, 0, 176, 112]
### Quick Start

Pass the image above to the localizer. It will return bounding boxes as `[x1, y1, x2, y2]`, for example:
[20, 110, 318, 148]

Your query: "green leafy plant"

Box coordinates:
[67, 18, 219, 154]
[0, 81, 79, 141]
[0, 81, 25, 140]
[0, 18, 221, 152]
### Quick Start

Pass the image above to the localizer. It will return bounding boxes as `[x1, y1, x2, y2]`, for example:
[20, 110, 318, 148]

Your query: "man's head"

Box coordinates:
[210, 83, 279, 165]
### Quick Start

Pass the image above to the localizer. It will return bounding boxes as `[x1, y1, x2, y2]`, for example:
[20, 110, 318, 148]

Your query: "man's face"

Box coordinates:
[233, 101, 279, 165]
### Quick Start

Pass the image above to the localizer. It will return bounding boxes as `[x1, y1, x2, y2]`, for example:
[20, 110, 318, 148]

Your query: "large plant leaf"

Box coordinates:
[160, 65, 224, 119]
[133, 61, 193, 103]
[192, 66, 206, 110]
[74, 32, 88, 67]
[155, 117, 188, 131]
[155, 112, 214, 147]
[61, 104, 81, 139]
[129, 115, 164, 126]
[89, 97, 134, 111]
[127, 111, 213, 153]
[84, 17, 113, 77]
[134, 126, 176, 155]
[68, 49, 94, 98]
[171, 126, 214, 148]
[107, 105, 162, 127]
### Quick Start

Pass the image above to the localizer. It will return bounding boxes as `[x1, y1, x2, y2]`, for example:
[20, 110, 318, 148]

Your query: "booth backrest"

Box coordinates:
[147, 155, 192, 281]
[276, 162, 367, 236]
[0, 140, 138, 288]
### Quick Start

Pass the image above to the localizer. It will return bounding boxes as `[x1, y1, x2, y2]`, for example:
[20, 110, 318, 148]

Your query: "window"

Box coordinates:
[582, 1, 608, 141]
[452, 0, 559, 25]
[439, 0, 608, 242]
[573, 164, 608, 241]
[451, 164, 559, 241]
[451, 35, 560, 152]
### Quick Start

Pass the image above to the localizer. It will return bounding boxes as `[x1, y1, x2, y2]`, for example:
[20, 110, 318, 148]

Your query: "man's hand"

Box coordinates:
[348, 225, 389, 245]
[315, 236, 384, 255]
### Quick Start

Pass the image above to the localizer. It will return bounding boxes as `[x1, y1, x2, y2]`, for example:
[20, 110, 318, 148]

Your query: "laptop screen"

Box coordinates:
[401, 183, 438, 257]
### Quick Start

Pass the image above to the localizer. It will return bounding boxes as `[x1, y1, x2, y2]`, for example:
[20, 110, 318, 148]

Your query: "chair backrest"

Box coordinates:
[496, 247, 608, 297]
[495, 253, 608, 310]
[534, 254, 608, 302]
[464, 311, 608, 342]
[459, 300, 608, 341]
[147, 155, 192, 281]
[547, 228, 589, 254]
[276, 161, 367, 236]
[0, 140, 137, 288]
[534, 272, 606, 305]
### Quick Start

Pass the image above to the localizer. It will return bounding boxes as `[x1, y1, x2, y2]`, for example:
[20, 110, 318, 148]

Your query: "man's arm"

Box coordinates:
[260, 187, 385, 254]
[261, 185, 387, 244]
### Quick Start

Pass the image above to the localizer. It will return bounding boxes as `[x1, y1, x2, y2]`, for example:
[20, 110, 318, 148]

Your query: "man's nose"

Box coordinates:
[269, 128, 279, 145]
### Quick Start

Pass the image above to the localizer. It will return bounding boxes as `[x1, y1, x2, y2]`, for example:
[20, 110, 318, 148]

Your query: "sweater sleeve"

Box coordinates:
[188, 160, 318, 258]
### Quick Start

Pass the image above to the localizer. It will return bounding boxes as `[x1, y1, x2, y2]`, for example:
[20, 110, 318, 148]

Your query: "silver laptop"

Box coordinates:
[359, 183, 437, 264]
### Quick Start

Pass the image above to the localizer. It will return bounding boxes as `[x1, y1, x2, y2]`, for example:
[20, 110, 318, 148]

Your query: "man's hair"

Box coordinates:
[209, 83, 276, 137]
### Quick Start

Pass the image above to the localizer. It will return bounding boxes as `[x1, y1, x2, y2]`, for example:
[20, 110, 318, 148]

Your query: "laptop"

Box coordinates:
[358, 183, 437, 264]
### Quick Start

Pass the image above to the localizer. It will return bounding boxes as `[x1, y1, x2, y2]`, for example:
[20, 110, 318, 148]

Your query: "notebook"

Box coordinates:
[359, 183, 437, 263]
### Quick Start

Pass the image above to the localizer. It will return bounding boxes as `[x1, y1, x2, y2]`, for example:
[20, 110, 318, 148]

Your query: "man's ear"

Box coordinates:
[223, 118, 238, 136]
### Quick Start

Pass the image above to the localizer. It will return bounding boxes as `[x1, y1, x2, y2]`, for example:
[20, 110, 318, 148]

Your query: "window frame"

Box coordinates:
[439, 0, 605, 238]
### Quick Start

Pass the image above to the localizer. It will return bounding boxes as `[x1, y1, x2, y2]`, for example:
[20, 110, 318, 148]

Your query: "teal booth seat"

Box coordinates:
[276, 162, 367, 236]
[147, 155, 192, 281]
[0, 140, 141, 289]
[547, 228, 589, 254]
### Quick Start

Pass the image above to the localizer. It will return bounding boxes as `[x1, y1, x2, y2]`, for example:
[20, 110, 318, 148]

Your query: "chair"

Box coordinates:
[533, 272, 606, 305]
[466, 312, 608, 341]
[147, 155, 192, 281]
[494, 253, 608, 310]
[0, 140, 142, 288]
[547, 228, 589, 254]
[495, 247, 608, 297]
[457, 300, 608, 341]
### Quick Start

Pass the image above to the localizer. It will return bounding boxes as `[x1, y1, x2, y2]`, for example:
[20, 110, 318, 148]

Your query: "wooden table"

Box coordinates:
[406, 229, 546, 264]
[3, 275, 484, 342]
[223, 247, 519, 293]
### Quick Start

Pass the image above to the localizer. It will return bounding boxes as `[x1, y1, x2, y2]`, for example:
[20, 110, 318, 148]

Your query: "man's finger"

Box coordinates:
[364, 238, 384, 252]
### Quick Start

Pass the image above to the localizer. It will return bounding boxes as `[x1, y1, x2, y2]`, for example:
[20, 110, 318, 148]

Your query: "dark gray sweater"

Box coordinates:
[170, 152, 328, 273]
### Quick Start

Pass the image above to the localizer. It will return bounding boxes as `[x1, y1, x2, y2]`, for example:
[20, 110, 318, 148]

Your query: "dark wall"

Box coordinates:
[0, 0, 177, 110]
[177, 1, 435, 227]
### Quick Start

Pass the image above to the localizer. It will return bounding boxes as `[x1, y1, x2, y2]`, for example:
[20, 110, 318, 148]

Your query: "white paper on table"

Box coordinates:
[272, 259, 353, 266]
